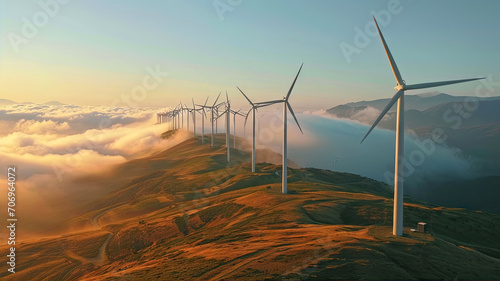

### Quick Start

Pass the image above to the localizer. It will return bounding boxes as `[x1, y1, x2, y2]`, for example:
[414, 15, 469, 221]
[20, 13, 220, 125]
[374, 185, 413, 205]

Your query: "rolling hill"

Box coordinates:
[1, 132, 499, 280]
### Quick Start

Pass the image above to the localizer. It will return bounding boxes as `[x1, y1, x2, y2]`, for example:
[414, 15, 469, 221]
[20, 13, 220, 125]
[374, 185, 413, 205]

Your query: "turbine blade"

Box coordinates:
[236, 86, 254, 107]
[287, 102, 303, 134]
[256, 102, 278, 109]
[285, 63, 303, 101]
[361, 89, 404, 143]
[213, 92, 221, 107]
[405, 77, 484, 90]
[192, 98, 195, 109]
[255, 100, 283, 105]
[244, 108, 252, 127]
[373, 16, 404, 86]
[204, 96, 209, 107]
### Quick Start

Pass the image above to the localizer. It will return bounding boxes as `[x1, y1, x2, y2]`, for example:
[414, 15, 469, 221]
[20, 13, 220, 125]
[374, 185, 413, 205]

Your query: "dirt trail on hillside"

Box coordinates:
[65, 206, 120, 266]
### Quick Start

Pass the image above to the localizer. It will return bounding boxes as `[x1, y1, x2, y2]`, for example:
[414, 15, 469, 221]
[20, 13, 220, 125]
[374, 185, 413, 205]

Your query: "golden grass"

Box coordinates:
[1, 133, 499, 280]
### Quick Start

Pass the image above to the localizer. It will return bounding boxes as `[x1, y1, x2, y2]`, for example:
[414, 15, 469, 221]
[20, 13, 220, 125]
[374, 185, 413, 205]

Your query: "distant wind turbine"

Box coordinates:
[191, 98, 205, 139]
[214, 92, 232, 161]
[197, 93, 221, 147]
[179, 101, 184, 129]
[225, 92, 231, 162]
[361, 16, 484, 236]
[333, 155, 340, 172]
[230, 108, 245, 148]
[197, 96, 210, 143]
[252, 63, 304, 194]
[237, 87, 258, 172]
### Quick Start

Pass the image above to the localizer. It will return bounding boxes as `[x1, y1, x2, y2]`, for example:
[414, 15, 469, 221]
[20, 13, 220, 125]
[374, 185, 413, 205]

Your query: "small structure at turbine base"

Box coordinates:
[417, 222, 427, 233]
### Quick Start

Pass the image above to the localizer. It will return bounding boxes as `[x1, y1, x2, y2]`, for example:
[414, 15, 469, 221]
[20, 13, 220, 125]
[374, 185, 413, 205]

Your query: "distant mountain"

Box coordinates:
[0, 99, 16, 105]
[44, 101, 65, 105]
[326, 95, 500, 176]
[0, 100, 65, 106]
[326, 104, 368, 118]
[333, 93, 500, 114]
[326, 94, 500, 135]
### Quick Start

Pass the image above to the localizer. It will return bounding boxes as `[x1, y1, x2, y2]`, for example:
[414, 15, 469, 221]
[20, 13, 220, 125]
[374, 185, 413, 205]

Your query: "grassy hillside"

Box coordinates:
[1, 131, 499, 280]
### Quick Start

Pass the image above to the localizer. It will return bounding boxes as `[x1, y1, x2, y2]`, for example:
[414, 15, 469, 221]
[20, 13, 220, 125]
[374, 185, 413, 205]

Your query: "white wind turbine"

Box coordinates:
[179, 102, 184, 129]
[238, 64, 304, 193]
[237, 87, 258, 173]
[225, 92, 231, 162]
[191, 98, 205, 139]
[361, 16, 484, 236]
[197, 93, 221, 147]
[213, 93, 232, 161]
[253, 63, 304, 194]
[230, 108, 245, 148]
[333, 155, 340, 172]
[182, 103, 191, 132]
[196, 96, 210, 143]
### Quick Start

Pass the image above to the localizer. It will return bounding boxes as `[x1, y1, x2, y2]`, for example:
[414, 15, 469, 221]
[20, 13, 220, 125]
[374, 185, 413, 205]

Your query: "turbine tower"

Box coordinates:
[361, 16, 484, 236]
[333, 155, 340, 172]
[230, 108, 245, 148]
[225, 92, 231, 162]
[197, 93, 221, 147]
[237, 87, 258, 173]
[253, 64, 304, 194]
[179, 102, 184, 129]
[191, 98, 206, 139]
[213, 94, 231, 162]
[196, 96, 210, 143]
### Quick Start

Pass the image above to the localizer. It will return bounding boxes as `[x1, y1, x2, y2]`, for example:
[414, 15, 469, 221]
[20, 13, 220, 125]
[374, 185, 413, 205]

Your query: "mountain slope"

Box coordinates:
[1, 132, 499, 280]
[335, 93, 500, 113]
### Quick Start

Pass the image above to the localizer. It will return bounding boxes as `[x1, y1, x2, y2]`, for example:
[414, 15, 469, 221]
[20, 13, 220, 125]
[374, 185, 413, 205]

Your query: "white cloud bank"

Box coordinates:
[0, 104, 184, 182]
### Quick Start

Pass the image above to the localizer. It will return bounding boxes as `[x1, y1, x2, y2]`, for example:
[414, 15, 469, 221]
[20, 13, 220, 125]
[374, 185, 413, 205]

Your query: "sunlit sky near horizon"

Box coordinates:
[1, 0, 499, 110]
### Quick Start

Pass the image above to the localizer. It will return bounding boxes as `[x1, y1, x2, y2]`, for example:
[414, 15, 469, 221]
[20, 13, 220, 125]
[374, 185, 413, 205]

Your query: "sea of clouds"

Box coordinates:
[0, 104, 189, 183]
[0, 103, 486, 196]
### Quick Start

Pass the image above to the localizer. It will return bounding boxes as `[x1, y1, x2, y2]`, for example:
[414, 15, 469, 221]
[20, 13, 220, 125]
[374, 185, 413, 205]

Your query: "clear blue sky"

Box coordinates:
[1, 0, 499, 110]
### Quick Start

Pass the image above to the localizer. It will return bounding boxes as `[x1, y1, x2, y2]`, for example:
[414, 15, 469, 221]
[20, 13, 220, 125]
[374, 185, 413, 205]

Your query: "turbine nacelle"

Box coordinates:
[395, 84, 405, 91]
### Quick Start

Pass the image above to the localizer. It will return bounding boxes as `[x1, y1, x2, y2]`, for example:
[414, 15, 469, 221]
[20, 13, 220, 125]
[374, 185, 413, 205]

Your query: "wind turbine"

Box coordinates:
[252, 64, 304, 194]
[333, 155, 340, 171]
[179, 102, 184, 129]
[210, 93, 221, 147]
[196, 96, 210, 143]
[230, 108, 245, 148]
[225, 92, 231, 162]
[191, 98, 205, 139]
[237, 87, 258, 172]
[361, 16, 484, 236]
[183, 103, 194, 134]
[197, 93, 221, 147]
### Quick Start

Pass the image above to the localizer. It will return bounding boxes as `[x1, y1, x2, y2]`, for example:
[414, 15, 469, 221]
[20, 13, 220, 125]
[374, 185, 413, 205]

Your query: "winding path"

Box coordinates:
[65, 206, 120, 266]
